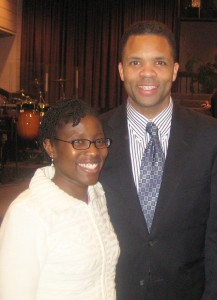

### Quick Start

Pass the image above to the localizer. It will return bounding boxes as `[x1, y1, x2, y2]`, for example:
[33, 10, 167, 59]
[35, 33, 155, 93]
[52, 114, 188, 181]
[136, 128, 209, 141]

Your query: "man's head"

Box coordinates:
[118, 20, 179, 119]
[120, 20, 177, 62]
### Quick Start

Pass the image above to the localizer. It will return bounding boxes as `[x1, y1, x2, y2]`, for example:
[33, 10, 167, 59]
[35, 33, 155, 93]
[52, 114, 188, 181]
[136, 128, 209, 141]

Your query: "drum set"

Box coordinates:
[0, 83, 50, 170]
[1, 93, 50, 141]
[16, 95, 50, 140]
[16, 79, 50, 140]
[0, 77, 69, 171]
[15, 77, 68, 139]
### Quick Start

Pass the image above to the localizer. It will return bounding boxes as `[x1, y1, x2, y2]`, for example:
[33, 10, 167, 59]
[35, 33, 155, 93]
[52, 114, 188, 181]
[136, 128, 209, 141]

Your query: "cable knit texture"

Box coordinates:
[0, 166, 120, 300]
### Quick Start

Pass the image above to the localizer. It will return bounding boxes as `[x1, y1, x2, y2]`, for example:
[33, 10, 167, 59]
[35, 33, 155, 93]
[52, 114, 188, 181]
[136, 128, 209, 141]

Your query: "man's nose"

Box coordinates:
[139, 63, 156, 77]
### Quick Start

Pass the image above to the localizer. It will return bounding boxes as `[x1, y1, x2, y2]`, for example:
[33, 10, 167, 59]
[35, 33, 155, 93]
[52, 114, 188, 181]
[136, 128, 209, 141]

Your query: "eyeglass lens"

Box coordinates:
[73, 139, 110, 149]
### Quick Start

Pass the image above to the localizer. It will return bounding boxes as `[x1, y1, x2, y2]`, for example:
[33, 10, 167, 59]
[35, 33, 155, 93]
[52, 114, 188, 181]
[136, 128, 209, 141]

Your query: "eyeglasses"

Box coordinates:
[53, 137, 112, 150]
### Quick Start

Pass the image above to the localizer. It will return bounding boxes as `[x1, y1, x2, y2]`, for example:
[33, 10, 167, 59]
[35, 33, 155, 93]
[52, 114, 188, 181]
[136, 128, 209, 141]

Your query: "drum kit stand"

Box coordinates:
[55, 78, 67, 101]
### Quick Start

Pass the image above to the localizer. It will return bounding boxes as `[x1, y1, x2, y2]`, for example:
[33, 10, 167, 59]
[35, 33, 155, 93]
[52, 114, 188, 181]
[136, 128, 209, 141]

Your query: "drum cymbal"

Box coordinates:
[10, 97, 22, 105]
[33, 78, 41, 86]
[54, 78, 68, 82]
[16, 89, 26, 93]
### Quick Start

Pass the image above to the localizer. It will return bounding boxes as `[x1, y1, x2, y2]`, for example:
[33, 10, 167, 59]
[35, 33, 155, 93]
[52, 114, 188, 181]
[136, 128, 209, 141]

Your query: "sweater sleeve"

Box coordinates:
[0, 199, 48, 300]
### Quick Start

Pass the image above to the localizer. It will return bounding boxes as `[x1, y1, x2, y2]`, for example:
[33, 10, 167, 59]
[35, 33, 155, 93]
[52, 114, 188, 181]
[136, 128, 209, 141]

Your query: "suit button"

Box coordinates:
[148, 240, 157, 247]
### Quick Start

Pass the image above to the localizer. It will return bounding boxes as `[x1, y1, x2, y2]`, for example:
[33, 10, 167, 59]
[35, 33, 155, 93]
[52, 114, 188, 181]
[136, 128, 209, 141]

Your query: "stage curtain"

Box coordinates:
[20, 0, 179, 110]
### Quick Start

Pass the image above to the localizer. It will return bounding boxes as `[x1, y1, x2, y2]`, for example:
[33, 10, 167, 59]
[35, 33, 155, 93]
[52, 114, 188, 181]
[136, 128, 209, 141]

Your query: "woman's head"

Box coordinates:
[40, 98, 110, 200]
[39, 98, 96, 144]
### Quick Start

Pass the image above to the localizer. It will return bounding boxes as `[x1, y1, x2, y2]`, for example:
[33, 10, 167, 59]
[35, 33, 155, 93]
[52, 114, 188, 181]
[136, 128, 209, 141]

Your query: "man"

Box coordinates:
[100, 21, 217, 300]
[201, 88, 217, 118]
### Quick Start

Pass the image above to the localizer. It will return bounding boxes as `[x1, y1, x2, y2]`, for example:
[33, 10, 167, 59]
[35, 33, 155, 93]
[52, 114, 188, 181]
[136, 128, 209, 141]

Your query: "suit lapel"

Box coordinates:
[152, 104, 195, 231]
[104, 104, 149, 233]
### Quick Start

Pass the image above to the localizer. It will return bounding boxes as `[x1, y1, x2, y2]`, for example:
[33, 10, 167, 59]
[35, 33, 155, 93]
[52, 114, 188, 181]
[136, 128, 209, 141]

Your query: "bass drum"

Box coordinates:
[17, 110, 40, 140]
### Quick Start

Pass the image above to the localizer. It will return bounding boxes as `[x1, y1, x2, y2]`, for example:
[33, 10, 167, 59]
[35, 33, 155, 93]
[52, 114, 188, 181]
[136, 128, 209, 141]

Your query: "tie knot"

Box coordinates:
[146, 122, 158, 136]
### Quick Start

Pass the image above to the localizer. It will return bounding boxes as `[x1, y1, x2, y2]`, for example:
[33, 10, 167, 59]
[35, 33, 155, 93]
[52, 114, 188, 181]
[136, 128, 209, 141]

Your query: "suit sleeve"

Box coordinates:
[202, 153, 217, 299]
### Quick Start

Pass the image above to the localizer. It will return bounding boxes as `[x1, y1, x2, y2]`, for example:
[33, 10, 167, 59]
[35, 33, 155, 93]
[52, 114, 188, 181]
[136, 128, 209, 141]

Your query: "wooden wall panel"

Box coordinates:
[0, 0, 17, 35]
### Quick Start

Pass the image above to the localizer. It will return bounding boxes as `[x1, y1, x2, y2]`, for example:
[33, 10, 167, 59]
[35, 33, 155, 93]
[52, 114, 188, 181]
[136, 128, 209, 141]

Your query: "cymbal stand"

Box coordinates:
[59, 81, 66, 101]
[38, 90, 46, 105]
[34, 78, 46, 106]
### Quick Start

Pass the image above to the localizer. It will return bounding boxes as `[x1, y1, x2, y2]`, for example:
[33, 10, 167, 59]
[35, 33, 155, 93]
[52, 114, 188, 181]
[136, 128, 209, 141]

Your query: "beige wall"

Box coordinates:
[0, 0, 17, 34]
[0, 0, 22, 93]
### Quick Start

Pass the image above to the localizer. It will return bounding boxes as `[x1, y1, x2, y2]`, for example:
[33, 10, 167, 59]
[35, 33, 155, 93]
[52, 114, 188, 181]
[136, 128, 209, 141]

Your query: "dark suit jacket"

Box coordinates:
[100, 102, 217, 300]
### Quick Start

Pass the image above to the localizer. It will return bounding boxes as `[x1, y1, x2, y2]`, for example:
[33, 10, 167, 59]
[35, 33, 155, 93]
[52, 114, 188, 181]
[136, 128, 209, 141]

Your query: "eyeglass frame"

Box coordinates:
[53, 137, 112, 150]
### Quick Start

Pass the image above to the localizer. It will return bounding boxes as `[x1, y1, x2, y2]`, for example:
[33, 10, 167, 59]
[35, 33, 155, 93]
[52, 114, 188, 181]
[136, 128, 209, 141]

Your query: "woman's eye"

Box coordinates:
[74, 140, 85, 145]
[96, 139, 104, 145]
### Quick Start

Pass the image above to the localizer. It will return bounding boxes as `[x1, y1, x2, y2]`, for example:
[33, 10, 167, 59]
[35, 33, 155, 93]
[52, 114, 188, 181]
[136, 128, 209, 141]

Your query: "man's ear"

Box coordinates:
[43, 139, 56, 158]
[118, 62, 124, 82]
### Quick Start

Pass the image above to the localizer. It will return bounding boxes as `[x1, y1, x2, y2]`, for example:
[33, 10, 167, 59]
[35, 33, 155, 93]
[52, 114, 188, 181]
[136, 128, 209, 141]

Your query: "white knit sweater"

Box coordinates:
[0, 166, 120, 300]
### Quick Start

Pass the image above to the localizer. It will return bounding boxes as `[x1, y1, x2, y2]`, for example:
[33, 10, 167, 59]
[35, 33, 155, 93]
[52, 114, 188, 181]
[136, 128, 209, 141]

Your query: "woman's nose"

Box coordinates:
[86, 142, 99, 155]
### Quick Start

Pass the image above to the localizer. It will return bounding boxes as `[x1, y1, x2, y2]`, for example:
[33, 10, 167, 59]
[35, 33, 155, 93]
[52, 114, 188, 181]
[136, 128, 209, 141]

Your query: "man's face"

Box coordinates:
[118, 34, 179, 119]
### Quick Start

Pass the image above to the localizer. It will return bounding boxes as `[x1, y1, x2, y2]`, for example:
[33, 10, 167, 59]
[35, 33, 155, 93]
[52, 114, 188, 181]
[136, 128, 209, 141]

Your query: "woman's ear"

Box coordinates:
[43, 139, 56, 158]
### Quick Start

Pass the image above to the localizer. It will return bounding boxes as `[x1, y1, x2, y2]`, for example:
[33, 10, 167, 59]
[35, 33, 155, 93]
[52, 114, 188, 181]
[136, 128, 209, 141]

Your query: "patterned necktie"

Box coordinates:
[138, 122, 165, 232]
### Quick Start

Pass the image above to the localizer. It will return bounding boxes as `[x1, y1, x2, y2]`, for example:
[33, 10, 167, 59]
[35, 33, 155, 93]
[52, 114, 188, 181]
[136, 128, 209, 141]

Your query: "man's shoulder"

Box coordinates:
[174, 102, 217, 122]
[99, 103, 126, 123]
[174, 103, 217, 132]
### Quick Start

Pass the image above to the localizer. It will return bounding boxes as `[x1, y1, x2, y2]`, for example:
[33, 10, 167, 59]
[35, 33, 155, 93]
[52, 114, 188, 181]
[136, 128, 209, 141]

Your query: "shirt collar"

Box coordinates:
[127, 98, 173, 138]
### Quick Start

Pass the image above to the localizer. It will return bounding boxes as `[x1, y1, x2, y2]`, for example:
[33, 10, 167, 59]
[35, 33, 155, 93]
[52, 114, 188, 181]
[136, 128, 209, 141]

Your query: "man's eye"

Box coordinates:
[156, 61, 167, 66]
[129, 61, 140, 66]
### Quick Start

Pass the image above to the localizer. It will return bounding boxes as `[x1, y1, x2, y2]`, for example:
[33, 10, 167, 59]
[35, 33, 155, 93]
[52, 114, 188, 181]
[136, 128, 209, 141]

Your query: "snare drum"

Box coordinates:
[17, 98, 37, 112]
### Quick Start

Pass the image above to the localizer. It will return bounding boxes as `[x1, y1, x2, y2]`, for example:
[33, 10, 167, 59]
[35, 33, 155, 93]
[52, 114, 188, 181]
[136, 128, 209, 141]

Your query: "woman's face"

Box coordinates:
[44, 115, 108, 200]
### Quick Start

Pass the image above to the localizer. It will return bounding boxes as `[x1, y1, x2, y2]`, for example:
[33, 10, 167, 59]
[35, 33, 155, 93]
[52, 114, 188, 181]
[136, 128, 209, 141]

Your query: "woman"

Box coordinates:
[0, 98, 120, 300]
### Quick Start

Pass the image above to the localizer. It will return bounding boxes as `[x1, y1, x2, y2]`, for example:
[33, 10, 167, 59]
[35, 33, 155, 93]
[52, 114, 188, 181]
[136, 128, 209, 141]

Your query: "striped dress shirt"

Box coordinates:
[127, 99, 173, 191]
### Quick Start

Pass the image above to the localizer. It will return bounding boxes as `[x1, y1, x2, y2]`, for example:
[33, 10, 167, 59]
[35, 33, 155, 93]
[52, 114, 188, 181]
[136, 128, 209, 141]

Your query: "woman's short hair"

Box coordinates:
[39, 98, 97, 145]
